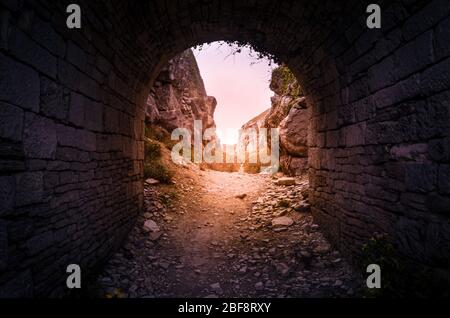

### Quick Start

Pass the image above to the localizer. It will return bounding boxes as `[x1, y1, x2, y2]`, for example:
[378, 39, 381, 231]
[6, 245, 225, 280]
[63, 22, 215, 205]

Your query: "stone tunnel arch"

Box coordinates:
[0, 0, 449, 296]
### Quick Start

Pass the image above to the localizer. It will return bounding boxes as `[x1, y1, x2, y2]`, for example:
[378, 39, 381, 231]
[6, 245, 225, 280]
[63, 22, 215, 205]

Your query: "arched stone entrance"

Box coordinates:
[0, 0, 449, 296]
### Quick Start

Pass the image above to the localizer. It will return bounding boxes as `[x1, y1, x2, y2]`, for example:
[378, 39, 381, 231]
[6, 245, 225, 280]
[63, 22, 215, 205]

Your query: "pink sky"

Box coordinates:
[193, 42, 277, 144]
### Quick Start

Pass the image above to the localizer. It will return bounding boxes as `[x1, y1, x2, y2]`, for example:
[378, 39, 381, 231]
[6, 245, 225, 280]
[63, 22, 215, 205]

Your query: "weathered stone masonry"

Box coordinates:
[0, 0, 146, 296]
[0, 0, 449, 296]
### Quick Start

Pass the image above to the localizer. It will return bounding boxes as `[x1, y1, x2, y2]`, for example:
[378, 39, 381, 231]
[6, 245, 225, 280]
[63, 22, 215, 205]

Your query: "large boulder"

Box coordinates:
[279, 98, 309, 157]
[280, 155, 308, 176]
[239, 65, 309, 175]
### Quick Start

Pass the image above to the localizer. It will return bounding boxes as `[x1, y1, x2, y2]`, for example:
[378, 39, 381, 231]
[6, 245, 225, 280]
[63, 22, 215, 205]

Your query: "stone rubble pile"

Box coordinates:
[219, 176, 361, 297]
[91, 186, 177, 298]
[91, 175, 361, 298]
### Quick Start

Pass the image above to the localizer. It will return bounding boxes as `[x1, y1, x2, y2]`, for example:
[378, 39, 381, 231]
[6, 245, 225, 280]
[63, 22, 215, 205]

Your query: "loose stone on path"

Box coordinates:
[275, 177, 296, 186]
[93, 172, 361, 298]
[272, 216, 294, 227]
[143, 220, 160, 232]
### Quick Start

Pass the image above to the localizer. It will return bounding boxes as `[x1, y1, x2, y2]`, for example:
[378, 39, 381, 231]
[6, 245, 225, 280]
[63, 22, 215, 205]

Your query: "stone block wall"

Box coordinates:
[302, 0, 450, 277]
[0, 0, 146, 296]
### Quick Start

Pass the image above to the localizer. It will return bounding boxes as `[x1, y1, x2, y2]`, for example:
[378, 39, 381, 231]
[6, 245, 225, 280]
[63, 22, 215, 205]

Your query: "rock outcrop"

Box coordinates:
[241, 65, 309, 175]
[278, 100, 309, 175]
[146, 56, 308, 176]
[239, 110, 272, 173]
[146, 49, 217, 135]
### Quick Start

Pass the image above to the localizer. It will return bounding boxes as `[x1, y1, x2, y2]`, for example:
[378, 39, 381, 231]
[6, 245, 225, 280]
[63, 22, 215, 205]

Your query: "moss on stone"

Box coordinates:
[271, 65, 302, 97]
[144, 139, 161, 161]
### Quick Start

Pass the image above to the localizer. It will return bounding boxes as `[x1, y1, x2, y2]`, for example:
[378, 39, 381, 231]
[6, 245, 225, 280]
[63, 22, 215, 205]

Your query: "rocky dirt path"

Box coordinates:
[90, 167, 362, 298]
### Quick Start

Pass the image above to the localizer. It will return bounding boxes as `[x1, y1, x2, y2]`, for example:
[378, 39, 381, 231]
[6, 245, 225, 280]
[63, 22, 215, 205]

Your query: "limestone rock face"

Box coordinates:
[275, 177, 296, 186]
[280, 156, 308, 176]
[146, 49, 217, 135]
[279, 98, 309, 157]
[265, 65, 303, 129]
[240, 65, 309, 175]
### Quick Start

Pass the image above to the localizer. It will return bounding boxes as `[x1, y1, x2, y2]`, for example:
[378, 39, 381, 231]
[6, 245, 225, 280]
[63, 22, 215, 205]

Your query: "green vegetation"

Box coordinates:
[145, 139, 161, 161]
[143, 133, 174, 183]
[145, 124, 176, 150]
[159, 190, 180, 205]
[271, 65, 302, 97]
[105, 288, 126, 298]
[277, 199, 291, 208]
[194, 40, 277, 66]
[360, 235, 405, 297]
[144, 161, 173, 183]
[360, 234, 449, 298]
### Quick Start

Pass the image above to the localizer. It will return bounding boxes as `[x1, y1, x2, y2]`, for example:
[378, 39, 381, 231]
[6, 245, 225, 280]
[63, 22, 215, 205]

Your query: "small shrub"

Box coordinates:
[144, 161, 173, 183]
[145, 124, 176, 149]
[361, 235, 405, 298]
[145, 139, 161, 162]
[360, 235, 450, 297]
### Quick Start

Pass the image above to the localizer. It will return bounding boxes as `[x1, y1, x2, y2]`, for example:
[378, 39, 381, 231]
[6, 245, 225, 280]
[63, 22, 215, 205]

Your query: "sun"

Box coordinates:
[216, 128, 240, 145]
